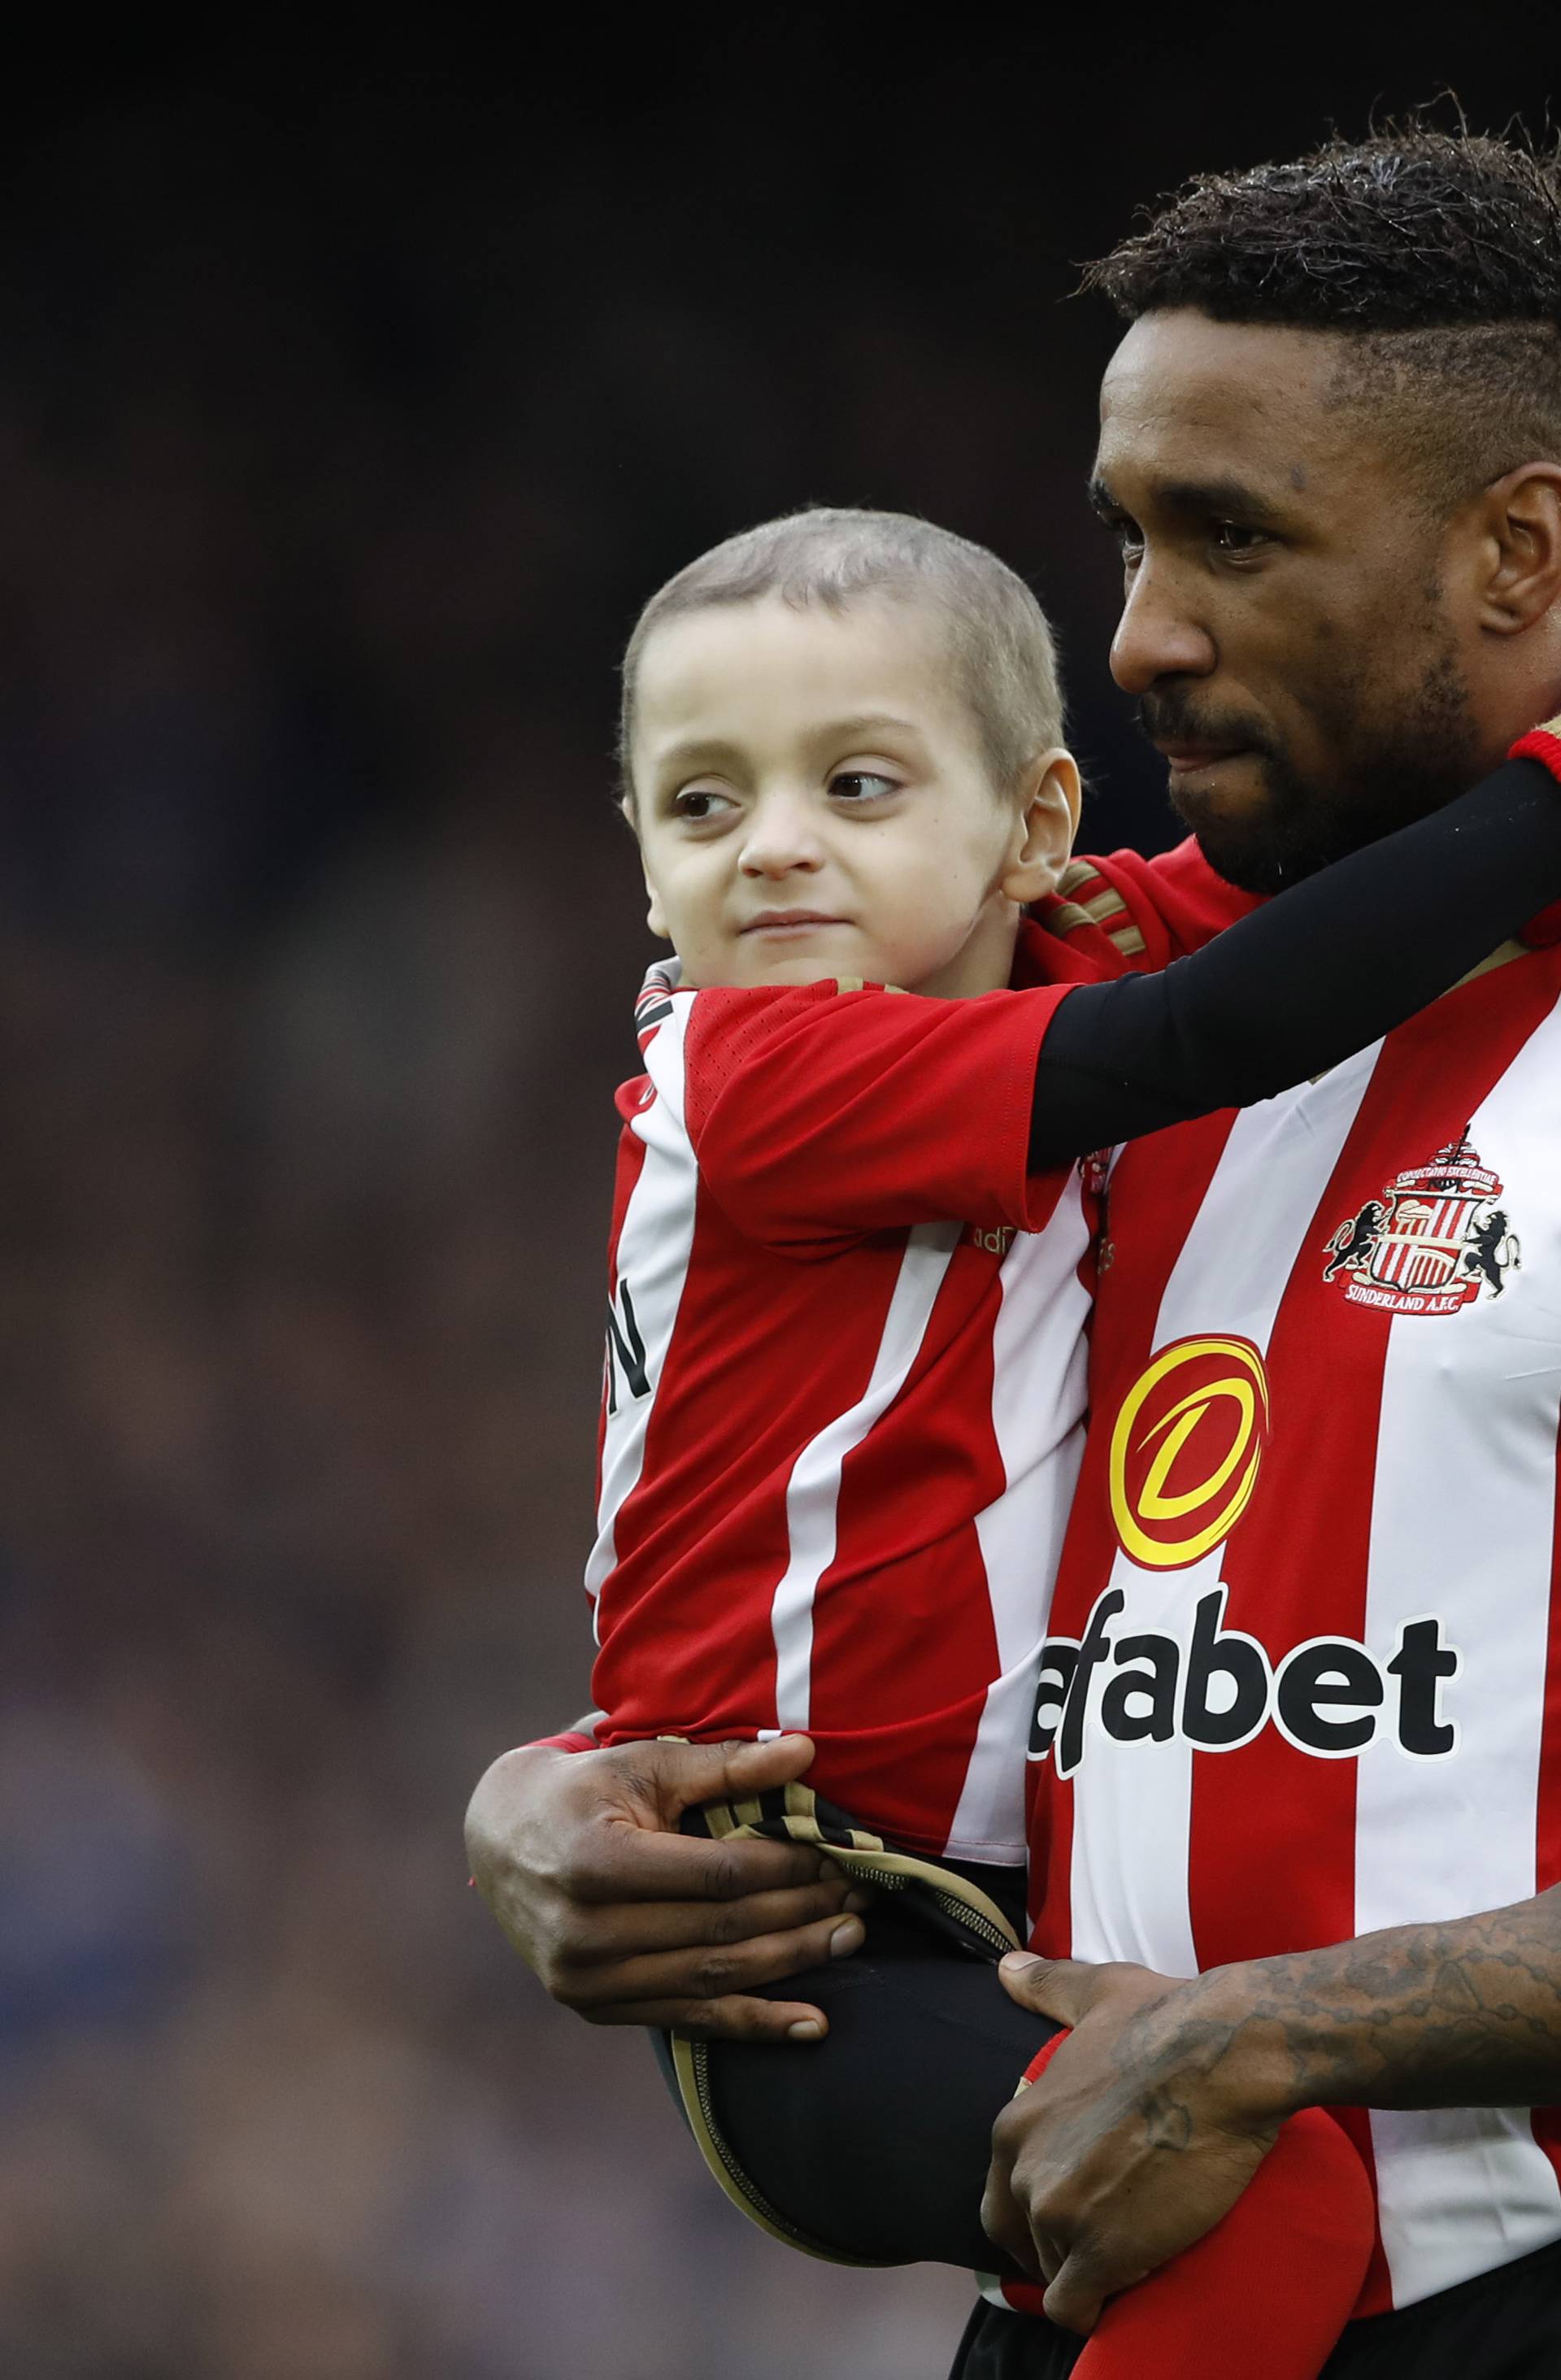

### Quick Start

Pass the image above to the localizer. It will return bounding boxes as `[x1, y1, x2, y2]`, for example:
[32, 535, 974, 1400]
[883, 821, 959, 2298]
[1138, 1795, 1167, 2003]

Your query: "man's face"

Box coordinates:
[1093, 309, 1487, 891]
[630, 594, 1074, 997]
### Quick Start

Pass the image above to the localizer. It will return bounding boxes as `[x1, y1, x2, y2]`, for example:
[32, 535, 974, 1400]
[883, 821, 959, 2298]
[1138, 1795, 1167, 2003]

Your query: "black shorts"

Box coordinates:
[655, 1783, 1049, 2269]
[654, 1884, 1051, 2268]
[951, 2235, 1561, 2380]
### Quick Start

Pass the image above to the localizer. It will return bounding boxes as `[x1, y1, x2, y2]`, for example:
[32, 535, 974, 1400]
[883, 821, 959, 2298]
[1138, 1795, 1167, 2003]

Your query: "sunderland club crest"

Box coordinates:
[1323, 1130, 1520, 1316]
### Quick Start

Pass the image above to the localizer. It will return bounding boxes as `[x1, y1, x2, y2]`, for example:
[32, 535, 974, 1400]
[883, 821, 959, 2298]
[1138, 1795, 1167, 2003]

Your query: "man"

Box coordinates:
[472, 127, 1561, 2378]
[962, 124, 1561, 2377]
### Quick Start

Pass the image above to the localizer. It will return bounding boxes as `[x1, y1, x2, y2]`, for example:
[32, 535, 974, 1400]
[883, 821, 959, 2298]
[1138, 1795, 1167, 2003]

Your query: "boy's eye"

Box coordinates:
[672, 787, 735, 821]
[829, 772, 899, 802]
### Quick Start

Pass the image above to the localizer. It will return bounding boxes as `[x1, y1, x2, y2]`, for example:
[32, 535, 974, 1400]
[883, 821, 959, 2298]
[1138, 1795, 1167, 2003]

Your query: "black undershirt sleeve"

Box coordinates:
[1029, 756, 1561, 1172]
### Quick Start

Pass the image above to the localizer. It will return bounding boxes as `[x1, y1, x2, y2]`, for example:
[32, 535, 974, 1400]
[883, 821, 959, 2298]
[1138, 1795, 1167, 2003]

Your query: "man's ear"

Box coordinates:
[1473, 463, 1561, 635]
[1001, 749, 1082, 904]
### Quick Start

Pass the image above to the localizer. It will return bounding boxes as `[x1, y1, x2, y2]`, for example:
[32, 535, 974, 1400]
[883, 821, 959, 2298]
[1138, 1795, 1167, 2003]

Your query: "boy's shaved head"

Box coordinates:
[620, 507, 1064, 806]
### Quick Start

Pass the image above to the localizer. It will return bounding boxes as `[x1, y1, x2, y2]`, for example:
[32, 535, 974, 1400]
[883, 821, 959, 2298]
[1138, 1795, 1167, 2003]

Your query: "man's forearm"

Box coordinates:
[1207, 1883, 1561, 2117]
[987, 1887, 1561, 2321]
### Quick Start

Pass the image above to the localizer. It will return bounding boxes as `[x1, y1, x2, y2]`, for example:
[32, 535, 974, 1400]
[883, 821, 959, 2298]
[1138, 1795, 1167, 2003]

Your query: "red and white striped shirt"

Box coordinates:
[586, 915, 1128, 1864]
[1030, 855, 1561, 2312]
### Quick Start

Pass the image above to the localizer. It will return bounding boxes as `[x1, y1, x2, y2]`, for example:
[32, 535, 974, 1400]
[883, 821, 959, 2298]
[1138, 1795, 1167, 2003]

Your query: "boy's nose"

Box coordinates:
[1109, 563, 1218, 695]
[738, 794, 824, 877]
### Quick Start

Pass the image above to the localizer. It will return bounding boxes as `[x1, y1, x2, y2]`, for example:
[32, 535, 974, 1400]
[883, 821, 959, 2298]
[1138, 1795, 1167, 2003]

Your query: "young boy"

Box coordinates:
[520, 507, 1561, 2373]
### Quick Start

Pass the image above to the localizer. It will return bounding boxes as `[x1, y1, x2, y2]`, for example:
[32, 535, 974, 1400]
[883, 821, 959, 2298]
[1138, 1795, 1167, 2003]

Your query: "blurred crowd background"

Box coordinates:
[2, 24, 1554, 2379]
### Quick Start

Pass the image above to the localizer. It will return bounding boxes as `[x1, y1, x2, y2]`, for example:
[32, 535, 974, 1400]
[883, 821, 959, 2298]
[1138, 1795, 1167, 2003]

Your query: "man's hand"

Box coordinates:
[981, 1952, 1284, 2336]
[464, 1732, 866, 2039]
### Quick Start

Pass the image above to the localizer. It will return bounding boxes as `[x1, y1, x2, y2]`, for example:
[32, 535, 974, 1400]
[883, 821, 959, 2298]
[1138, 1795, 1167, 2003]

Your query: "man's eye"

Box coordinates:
[830, 772, 898, 802]
[1211, 520, 1267, 554]
[673, 788, 734, 821]
[1099, 512, 1143, 561]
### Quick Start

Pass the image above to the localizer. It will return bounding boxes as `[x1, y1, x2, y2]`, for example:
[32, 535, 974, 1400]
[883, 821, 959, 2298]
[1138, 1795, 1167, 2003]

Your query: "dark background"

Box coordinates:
[4, 22, 1554, 2378]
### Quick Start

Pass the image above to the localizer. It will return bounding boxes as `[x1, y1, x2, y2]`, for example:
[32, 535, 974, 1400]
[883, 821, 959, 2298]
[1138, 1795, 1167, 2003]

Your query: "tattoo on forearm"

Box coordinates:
[1216, 1886, 1561, 2114]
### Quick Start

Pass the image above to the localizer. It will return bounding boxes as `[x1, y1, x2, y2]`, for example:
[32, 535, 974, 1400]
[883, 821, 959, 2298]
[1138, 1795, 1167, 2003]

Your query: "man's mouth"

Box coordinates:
[740, 910, 850, 935]
[1154, 742, 1251, 777]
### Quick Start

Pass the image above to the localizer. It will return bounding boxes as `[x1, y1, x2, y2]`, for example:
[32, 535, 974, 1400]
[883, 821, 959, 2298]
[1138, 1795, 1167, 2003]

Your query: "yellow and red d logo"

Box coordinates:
[1108, 1335, 1271, 1571]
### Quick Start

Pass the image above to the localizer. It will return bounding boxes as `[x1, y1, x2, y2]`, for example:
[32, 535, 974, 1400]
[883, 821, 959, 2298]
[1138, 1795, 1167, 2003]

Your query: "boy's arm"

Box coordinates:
[684, 975, 1070, 1247]
[693, 738, 1561, 1244]
[1027, 739, 1561, 1169]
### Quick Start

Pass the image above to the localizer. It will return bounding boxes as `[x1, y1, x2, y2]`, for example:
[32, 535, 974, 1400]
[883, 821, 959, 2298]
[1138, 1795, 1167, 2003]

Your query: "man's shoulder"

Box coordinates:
[1033, 838, 1261, 973]
[1028, 868, 1150, 978]
[1091, 838, 1263, 959]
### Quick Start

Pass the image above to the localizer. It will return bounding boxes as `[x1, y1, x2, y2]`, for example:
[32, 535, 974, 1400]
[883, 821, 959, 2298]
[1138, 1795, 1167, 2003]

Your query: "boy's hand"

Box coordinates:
[982, 1952, 1281, 2334]
[464, 1733, 866, 2038]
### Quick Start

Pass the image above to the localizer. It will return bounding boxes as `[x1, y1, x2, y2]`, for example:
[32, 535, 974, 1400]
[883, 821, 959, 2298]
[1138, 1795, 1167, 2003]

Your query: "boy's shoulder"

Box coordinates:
[635, 970, 890, 1055]
[620, 967, 918, 1139]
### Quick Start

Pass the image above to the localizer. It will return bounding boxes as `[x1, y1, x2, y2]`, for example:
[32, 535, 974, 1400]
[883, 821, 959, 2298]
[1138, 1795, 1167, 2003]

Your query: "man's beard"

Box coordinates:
[1144, 647, 1483, 896]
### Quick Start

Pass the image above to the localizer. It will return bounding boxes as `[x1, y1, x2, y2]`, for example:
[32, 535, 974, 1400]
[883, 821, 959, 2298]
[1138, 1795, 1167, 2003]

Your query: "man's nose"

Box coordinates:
[1109, 563, 1218, 694]
[738, 791, 824, 877]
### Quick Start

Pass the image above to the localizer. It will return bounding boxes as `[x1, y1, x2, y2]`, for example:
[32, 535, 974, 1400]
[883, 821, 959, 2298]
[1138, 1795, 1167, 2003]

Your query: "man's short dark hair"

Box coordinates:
[1085, 125, 1561, 513]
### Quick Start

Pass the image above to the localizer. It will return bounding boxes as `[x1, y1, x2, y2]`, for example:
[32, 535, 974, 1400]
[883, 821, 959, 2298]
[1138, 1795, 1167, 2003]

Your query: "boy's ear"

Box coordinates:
[642, 867, 671, 941]
[1001, 749, 1082, 904]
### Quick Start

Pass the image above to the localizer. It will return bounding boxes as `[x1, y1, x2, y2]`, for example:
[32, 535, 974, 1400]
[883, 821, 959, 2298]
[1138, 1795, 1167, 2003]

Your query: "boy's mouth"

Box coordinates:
[740, 910, 850, 936]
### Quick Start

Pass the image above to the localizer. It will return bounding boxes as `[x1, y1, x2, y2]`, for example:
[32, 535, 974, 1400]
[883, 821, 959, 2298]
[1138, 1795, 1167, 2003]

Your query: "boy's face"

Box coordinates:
[630, 595, 1078, 997]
